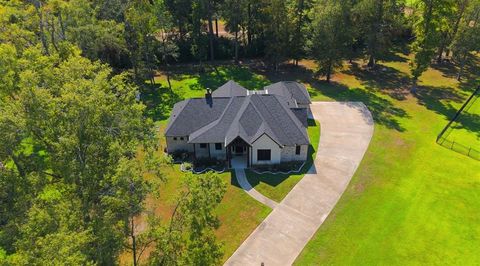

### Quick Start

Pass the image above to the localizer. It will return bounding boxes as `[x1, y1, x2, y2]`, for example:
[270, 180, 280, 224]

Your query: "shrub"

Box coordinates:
[193, 157, 225, 168]
[171, 150, 191, 161]
[252, 161, 303, 172]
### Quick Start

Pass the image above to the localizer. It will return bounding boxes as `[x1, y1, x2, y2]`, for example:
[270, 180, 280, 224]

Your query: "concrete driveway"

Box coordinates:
[225, 102, 374, 266]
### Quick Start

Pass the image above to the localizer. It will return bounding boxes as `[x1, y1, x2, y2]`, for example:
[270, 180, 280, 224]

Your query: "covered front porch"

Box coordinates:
[227, 137, 251, 169]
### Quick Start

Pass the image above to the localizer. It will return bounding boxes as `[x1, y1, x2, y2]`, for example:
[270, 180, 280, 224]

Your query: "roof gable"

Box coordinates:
[212, 80, 248, 97]
[265, 81, 311, 105]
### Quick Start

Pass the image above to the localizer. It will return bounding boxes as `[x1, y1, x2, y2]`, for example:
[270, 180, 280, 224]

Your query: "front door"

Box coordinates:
[235, 146, 244, 155]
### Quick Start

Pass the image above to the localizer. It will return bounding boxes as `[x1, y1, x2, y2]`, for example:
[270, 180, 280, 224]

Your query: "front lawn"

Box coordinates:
[245, 119, 321, 202]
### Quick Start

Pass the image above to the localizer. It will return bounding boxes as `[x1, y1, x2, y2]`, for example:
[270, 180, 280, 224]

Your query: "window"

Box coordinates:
[173, 137, 177, 140]
[200, 143, 207, 148]
[180, 137, 184, 140]
[257, 149, 271, 161]
[295, 145, 301, 155]
[215, 143, 222, 150]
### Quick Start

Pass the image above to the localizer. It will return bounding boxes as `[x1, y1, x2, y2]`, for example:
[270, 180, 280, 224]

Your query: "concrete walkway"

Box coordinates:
[235, 168, 278, 209]
[225, 102, 374, 266]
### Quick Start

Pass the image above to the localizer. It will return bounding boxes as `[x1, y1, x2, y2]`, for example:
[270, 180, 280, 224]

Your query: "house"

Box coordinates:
[165, 80, 312, 168]
[264, 81, 312, 109]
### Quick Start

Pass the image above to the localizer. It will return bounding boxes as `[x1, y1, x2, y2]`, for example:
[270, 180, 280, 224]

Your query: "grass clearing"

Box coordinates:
[245, 119, 321, 202]
[443, 92, 480, 147]
[143, 51, 480, 265]
[294, 57, 480, 264]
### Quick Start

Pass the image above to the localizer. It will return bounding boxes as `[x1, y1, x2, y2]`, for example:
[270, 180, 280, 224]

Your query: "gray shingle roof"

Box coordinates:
[212, 80, 248, 97]
[291, 108, 308, 128]
[264, 81, 312, 105]
[165, 97, 231, 136]
[166, 93, 309, 146]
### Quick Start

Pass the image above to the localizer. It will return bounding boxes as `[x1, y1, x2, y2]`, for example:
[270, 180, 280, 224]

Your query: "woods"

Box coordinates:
[1, 0, 480, 265]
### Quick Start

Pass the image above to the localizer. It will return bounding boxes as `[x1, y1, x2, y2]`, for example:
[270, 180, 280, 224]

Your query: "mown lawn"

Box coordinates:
[245, 119, 321, 202]
[294, 57, 480, 265]
[444, 93, 480, 148]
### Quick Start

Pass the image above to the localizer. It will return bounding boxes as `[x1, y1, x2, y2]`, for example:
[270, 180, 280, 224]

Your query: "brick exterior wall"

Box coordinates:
[280, 145, 308, 162]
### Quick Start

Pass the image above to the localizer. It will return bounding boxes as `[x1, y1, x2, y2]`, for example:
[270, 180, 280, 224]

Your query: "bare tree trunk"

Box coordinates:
[436, 31, 448, 63]
[33, 0, 50, 55]
[326, 60, 332, 82]
[207, 1, 215, 61]
[234, 30, 239, 64]
[58, 11, 66, 40]
[167, 72, 172, 91]
[215, 18, 219, 37]
[457, 53, 468, 81]
[367, 55, 375, 68]
[49, 17, 59, 52]
[247, 3, 252, 47]
[131, 218, 138, 266]
[446, 0, 468, 60]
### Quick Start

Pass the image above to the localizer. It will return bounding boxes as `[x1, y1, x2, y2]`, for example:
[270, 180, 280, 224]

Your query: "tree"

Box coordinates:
[263, 0, 293, 70]
[288, 0, 312, 65]
[410, 0, 452, 88]
[0, 46, 162, 264]
[148, 172, 226, 265]
[450, 1, 480, 80]
[353, 0, 405, 67]
[222, 0, 246, 63]
[125, 0, 159, 83]
[308, 0, 352, 82]
[435, 0, 469, 63]
[153, 0, 179, 91]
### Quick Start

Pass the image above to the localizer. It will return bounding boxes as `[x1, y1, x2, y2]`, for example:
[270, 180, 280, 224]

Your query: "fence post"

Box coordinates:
[468, 147, 471, 156]
[451, 141, 455, 149]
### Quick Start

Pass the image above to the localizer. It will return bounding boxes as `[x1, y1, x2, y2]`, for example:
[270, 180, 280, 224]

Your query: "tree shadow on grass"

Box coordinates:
[452, 111, 480, 139]
[414, 85, 465, 122]
[343, 63, 412, 101]
[189, 65, 270, 91]
[251, 63, 409, 132]
[141, 83, 183, 121]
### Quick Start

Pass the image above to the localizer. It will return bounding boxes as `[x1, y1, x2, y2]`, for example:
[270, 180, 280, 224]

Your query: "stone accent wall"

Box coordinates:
[281, 145, 308, 162]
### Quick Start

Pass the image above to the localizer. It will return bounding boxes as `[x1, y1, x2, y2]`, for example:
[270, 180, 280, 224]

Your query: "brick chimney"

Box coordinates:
[205, 88, 212, 106]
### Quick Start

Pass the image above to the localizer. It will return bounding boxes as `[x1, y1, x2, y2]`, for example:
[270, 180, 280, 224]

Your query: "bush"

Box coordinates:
[252, 161, 303, 172]
[183, 162, 193, 171]
[193, 157, 224, 168]
[171, 150, 191, 161]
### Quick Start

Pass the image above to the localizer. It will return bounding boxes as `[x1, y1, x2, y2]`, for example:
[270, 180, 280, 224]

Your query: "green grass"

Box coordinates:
[244, 119, 321, 202]
[145, 52, 480, 265]
[294, 57, 480, 265]
[443, 93, 480, 149]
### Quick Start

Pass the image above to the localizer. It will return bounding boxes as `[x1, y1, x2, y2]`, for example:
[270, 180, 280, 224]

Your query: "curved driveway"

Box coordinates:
[225, 102, 374, 266]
